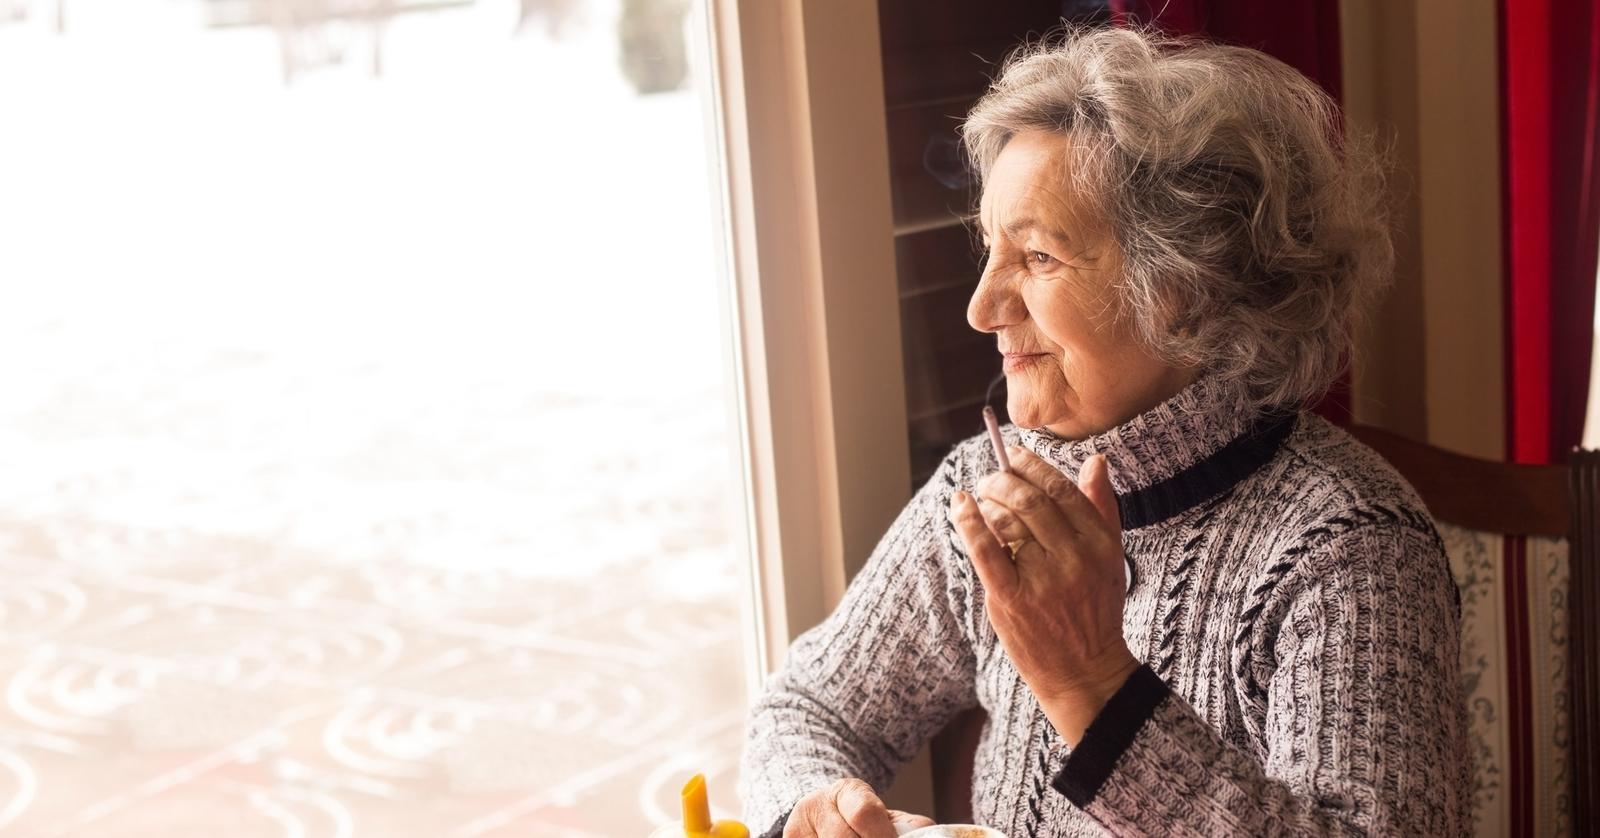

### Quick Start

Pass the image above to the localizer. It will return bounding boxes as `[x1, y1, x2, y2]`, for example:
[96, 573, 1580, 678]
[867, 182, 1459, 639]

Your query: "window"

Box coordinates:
[0, 1, 752, 833]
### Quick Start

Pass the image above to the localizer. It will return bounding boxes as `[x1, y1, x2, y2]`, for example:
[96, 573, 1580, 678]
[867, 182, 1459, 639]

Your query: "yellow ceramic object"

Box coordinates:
[647, 773, 750, 838]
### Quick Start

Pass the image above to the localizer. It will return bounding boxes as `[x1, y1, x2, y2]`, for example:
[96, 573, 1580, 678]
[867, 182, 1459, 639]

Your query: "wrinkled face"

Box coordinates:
[969, 130, 1194, 439]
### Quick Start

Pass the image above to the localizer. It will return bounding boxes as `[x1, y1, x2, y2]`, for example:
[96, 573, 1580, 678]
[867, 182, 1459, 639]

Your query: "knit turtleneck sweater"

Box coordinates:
[736, 376, 1471, 836]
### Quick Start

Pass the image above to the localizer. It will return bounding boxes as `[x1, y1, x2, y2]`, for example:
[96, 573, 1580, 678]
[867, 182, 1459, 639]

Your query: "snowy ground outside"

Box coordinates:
[0, 1, 749, 834]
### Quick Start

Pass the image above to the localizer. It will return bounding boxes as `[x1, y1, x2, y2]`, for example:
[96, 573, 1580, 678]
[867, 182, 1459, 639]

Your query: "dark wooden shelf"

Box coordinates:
[891, 174, 972, 236]
[894, 224, 984, 294]
[879, 0, 1101, 489]
[882, 40, 1015, 109]
[909, 397, 1012, 485]
[886, 94, 980, 235]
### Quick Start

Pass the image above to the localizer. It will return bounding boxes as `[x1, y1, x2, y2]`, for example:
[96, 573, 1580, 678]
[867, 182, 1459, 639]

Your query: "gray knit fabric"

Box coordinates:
[736, 376, 1471, 836]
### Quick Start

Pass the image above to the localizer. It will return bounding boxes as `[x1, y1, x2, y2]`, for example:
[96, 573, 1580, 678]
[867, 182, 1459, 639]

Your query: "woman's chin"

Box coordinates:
[1004, 395, 1057, 431]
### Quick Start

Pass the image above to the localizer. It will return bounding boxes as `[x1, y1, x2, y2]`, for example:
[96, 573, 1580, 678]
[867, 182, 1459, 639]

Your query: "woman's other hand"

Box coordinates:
[949, 448, 1139, 746]
[783, 778, 935, 838]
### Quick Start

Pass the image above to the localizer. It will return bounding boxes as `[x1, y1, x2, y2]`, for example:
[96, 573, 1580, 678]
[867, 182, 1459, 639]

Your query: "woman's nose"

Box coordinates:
[967, 266, 1023, 334]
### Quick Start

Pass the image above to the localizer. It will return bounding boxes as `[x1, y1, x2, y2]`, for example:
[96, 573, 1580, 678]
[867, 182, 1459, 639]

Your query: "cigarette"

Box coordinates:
[983, 405, 1012, 473]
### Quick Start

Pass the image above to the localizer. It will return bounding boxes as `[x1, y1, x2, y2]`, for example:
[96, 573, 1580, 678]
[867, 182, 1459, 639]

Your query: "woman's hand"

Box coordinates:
[783, 778, 934, 838]
[948, 447, 1139, 746]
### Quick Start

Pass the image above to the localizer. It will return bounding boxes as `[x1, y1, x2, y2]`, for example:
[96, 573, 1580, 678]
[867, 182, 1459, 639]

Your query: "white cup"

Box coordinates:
[894, 825, 1007, 838]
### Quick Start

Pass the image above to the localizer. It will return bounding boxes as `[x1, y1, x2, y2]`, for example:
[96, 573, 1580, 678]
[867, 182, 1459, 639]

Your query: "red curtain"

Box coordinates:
[1502, 0, 1600, 465]
[1108, 0, 1343, 102]
[1496, 7, 1600, 833]
[1109, 0, 1351, 421]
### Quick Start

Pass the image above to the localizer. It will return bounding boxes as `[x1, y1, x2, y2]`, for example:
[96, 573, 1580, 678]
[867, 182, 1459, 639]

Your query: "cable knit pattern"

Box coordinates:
[737, 377, 1471, 836]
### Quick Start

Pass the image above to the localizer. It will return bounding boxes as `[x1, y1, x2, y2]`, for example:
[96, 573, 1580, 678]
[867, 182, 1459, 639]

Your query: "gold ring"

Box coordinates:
[1006, 537, 1035, 557]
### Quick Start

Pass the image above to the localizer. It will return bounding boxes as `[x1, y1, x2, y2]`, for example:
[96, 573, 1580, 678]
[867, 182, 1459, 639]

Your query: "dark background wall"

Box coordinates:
[878, 1, 1114, 487]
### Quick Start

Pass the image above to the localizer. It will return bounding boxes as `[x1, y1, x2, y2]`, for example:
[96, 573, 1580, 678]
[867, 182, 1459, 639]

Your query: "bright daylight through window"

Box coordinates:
[0, 1, 750, 834]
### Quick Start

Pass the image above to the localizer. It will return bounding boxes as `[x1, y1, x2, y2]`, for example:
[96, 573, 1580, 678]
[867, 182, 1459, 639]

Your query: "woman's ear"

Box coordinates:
[1165, 305, 1198, 340]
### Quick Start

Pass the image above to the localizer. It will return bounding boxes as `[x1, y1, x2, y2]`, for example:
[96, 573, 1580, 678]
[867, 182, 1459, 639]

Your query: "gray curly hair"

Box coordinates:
[961, 26, 1393, 412]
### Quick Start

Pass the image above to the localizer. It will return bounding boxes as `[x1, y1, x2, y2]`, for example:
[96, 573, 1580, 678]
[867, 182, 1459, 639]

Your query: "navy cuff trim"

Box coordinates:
[1051, 663, 1170, 808]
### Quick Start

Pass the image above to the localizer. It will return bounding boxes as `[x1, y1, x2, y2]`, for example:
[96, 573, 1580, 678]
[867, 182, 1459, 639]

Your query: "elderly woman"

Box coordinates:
[737, 26, 1469, 838]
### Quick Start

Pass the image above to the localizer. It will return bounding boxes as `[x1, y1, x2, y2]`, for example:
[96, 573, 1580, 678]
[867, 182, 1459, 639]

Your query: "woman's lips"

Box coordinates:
[1002, 352, 1049, 372]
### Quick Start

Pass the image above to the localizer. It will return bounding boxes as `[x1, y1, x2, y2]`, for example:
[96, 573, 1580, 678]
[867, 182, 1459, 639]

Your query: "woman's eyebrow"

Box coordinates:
[972, 214, 1075, 247]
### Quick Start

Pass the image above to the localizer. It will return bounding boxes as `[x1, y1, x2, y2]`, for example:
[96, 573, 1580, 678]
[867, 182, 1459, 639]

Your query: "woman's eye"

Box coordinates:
[1027, 250, 1056, 268]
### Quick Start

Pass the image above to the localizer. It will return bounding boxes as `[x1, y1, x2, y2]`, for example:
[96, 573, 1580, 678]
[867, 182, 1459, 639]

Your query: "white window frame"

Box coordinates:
[701, 0, 938, 816]
[705, 0, 911, 683]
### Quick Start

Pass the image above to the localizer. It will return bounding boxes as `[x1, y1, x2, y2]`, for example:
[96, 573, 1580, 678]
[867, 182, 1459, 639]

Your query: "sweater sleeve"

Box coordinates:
[1051, 520, 1471, 836]
[737, 456, 980, 837]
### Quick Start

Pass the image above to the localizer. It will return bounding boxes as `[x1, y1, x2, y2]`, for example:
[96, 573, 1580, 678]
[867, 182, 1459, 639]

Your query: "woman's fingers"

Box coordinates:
[802, 807, 866, 838]
[786, 778, 894, 838]
[1004, 445, 1111, 538]
[887, 810, 936, 834]
[971, 495, 1032, 547]
[1077, 453, 1121, 533]
[949, 491, 1017, 600]
[973, 465, 1083, 555]
[828, 777, 897, 838]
